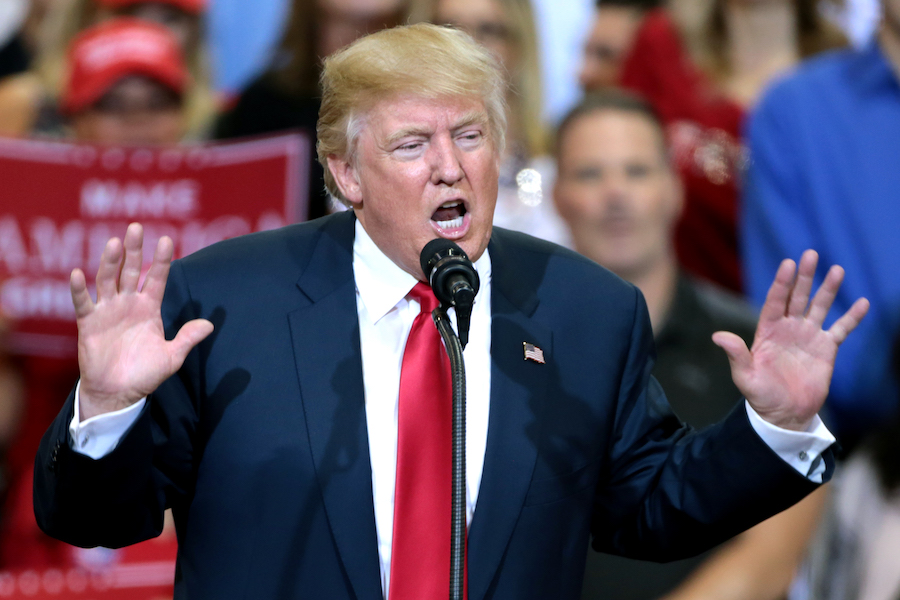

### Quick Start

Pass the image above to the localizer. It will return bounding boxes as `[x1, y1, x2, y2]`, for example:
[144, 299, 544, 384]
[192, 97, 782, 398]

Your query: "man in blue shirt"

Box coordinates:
[742, 0, 900, 443]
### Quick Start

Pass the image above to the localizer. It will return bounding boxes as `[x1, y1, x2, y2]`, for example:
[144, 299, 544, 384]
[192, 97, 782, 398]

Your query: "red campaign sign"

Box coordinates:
[0, 535, 178, 600]
[0, 133, 309, 359]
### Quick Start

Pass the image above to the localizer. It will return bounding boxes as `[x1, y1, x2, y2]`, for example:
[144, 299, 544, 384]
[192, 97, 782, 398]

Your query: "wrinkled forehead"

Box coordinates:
[347, 91, 498, 150]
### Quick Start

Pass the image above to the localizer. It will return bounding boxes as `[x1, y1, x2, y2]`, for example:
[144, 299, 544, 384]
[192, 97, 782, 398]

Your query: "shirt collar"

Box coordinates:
[353, 220, 493, 323]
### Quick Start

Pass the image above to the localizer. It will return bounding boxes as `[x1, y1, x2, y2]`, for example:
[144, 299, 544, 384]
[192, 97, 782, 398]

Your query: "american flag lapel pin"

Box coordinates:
[523, 342, 545, 364]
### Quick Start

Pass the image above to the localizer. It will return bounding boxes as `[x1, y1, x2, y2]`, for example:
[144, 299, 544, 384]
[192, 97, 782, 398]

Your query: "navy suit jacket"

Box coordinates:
[34, 211, 824, 599]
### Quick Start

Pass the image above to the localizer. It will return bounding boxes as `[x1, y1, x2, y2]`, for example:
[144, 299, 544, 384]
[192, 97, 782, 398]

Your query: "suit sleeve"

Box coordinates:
[590, 288, 831, 561]
[33, 260, 203, 548]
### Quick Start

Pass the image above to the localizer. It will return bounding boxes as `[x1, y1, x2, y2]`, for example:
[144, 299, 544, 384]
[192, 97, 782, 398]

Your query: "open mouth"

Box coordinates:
[431, 200, 469, 235]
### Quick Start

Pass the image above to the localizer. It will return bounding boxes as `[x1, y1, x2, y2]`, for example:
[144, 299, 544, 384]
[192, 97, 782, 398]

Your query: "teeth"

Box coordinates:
[440, 201, 461, 208]
[435, 216, 464, 230]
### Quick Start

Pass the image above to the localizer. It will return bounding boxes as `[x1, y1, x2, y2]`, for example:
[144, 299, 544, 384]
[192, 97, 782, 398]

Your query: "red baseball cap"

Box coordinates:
[62, 18, 189, 115]
[93, 0, 206, 15]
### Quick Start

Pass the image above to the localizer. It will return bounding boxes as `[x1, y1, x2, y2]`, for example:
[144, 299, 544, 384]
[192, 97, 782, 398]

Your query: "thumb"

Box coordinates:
[712, 331, 751, 373]
[168, 318, 215, 368]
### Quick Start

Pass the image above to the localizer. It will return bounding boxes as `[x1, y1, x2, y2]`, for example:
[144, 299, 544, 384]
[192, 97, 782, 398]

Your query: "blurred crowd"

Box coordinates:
[0, 0, 898, 598]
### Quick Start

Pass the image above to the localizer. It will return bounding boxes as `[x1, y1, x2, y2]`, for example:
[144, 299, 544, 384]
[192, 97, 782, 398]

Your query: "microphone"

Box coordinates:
[420, 239, 480, 349]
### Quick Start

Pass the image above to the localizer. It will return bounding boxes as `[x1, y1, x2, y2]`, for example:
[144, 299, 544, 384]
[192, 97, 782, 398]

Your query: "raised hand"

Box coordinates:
[72, 223, 214, 420]
[712, 250, 869, 431]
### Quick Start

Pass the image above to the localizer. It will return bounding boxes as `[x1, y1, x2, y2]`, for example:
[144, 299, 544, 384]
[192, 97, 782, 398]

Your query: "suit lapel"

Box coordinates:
[287, 212, 383, 600]
[467, 230, 551, 600]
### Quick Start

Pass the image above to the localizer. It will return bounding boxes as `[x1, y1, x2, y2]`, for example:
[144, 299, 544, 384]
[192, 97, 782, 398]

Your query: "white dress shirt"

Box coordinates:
[70, 220, 834, 599]
[352, 221, 492, 596]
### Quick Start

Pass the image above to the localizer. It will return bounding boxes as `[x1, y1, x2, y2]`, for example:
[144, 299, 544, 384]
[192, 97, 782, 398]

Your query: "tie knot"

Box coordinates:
[408, 282, 440, 314]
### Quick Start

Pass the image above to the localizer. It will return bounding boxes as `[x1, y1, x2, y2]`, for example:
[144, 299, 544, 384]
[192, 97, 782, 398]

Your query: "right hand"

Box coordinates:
[72, 223, 214, 420]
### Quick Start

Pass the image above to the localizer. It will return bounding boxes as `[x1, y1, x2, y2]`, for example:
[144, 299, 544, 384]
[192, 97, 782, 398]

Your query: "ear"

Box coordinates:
[327, 154, 364, 206]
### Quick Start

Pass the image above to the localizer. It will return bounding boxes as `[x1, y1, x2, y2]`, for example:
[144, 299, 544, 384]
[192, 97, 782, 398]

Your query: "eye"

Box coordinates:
[456, 129, 484, 148]
[625, 164, 652, 179]
[393, 140, 426, 157]
[571, 166, 603, 182]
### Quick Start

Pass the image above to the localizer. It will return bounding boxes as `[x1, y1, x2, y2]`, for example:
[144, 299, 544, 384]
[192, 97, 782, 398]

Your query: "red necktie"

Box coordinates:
[389, 282, 456, 600]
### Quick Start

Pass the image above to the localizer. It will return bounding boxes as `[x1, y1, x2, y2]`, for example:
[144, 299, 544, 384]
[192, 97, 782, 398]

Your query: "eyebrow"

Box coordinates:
[383, 110, 489, 148]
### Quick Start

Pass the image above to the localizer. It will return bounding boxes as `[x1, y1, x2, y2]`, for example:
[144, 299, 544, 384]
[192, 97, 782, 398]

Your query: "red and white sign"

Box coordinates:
[0, 133, 308, 358]
[0, 536, 178, 600]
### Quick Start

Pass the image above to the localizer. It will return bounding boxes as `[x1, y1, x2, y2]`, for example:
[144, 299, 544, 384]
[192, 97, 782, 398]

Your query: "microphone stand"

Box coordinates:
[432, 307, 466, 600]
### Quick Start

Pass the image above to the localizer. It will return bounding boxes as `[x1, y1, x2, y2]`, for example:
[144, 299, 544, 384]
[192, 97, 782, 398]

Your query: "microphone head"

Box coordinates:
[419, 238, 480, 307]
[420, 238, 466, 279]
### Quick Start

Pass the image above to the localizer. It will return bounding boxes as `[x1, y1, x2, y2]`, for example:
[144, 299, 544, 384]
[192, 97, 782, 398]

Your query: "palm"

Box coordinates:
[713, 251, 869, 431]
[72, 224, 213, 418]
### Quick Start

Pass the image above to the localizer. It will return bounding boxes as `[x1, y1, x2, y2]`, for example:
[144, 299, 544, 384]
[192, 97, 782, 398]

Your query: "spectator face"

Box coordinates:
[435, 0, 516, 72]
[71, 75, 185, 145]
[579, 6, 642, 91]
[328, 94, 500, 279]
[554, 109, 681, 277]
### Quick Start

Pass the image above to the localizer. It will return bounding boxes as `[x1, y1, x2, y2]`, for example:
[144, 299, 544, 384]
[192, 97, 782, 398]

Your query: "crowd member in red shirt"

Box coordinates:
[578, 0, 845, 292]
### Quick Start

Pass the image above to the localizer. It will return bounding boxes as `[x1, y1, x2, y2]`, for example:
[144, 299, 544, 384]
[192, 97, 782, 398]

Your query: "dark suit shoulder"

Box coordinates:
[489, 227, 639, 314]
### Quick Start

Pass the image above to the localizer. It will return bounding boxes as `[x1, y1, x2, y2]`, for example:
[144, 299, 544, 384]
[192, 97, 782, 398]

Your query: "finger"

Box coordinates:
[95, 237, 123, 301]
[787, 249, 818, 317]
[167, 319, 215, 368]
[759, 259, 796, 324]
[141, 236, 175, 302]
[828, 297, 870, 344]
[712, 331, 752, 373]
[806, 264, 844, 326]
[118, 223, 144, 294]
[70, 268, 94, 319]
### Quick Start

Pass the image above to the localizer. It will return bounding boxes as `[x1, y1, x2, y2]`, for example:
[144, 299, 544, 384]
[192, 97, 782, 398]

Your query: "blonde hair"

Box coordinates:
[317, 23, 508, 203]
[408, 0, 547, 158]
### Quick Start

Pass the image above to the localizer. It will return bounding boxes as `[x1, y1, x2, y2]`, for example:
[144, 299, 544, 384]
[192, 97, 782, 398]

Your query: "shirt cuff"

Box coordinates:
[744, 401, 835, 483]
[69, 381, 146, 459]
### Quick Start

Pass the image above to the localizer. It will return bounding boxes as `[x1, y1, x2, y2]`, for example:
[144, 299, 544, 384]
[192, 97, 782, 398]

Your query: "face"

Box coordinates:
[328, 94, 500, 280]
[554, 109, 682, 278]
[71, 75, 185, 145]
[435, 0, 516, 72]
[579, 6, 642, 91]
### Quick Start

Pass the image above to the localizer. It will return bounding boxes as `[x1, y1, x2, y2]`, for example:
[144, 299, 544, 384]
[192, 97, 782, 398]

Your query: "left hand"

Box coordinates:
[712, 250, 869, 431]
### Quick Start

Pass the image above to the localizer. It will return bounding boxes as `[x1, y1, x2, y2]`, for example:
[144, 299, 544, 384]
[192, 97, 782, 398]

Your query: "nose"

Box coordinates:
[429, 135, 465, 186]
[602, 170, 631, 198]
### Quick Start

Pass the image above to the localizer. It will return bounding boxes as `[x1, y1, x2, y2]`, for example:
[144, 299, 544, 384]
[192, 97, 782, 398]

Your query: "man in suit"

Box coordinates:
[34, 24, 868, 600]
